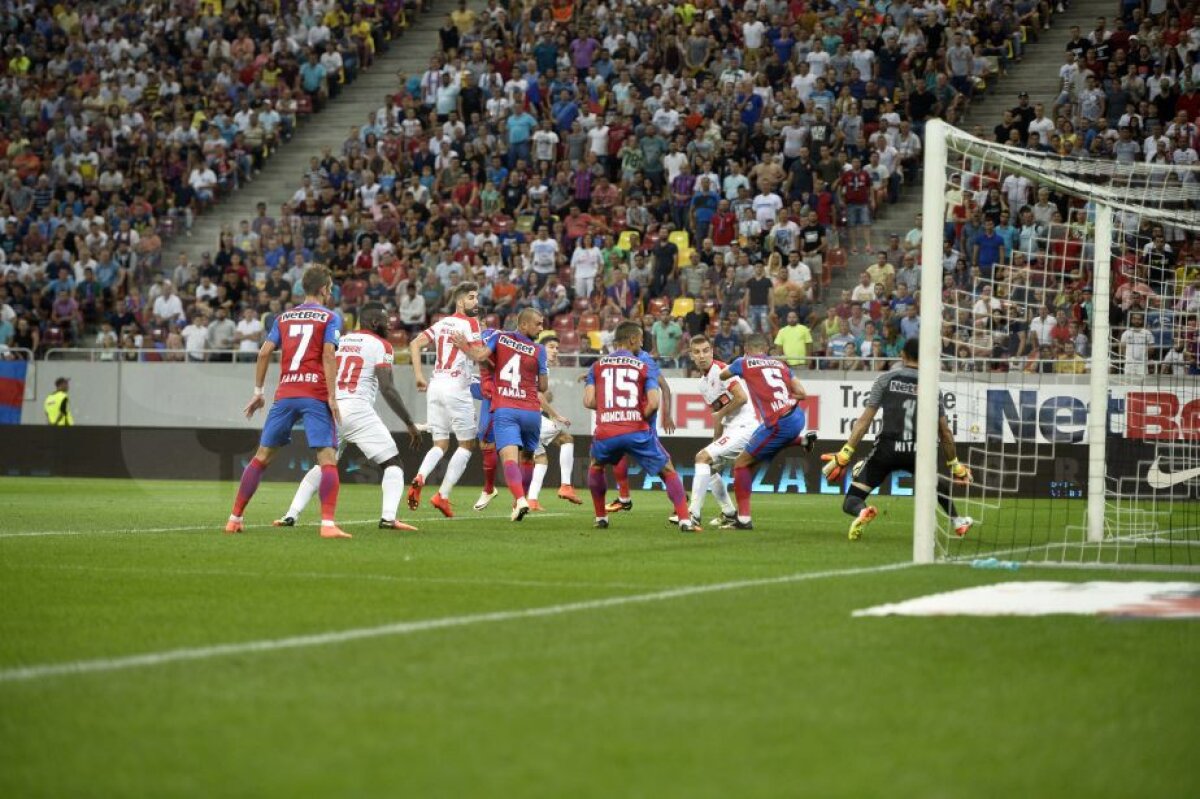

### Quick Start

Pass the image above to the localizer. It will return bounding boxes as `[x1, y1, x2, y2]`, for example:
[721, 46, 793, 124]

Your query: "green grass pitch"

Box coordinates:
[0, 477, 1196, 798]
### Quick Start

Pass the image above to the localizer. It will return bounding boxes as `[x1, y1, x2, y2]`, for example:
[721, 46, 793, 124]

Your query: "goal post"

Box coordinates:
[914, 120, 1200, 569]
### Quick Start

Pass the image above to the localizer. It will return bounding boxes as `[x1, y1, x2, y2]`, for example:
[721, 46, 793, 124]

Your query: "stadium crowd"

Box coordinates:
[1, 0, 1198, 378]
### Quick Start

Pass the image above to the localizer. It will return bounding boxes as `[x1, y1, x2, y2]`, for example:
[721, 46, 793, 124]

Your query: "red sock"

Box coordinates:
[319, 464, 340, 522]
[502, 460, 526, 500]
[232, 457, 266, 516]
[588, 466, 608, 517]
[521, 460, 534, 493]
[614, 456, 630, 499]
[662, 469, 690, 520]
[482, 446, 497, 493]
[733, 466, 753, 520]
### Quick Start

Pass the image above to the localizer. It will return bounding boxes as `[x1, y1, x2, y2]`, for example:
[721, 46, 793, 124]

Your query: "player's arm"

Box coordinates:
[643, 387, 662, 419]
[539, 390, 570, 426]
[712, 380, 748, 424]
[939, 414, 972, 483]
[322, 342, 340, 424]
[449, 329, 490, 362]
[789, 373, 807, 400]
[658, 372, 675, 432]
[243, 339, 276, 418]
[377, 365, 422, 448]
[409, 330, 432, 391]
[821, 403, 878, 482]
[582, 364, 597, 408]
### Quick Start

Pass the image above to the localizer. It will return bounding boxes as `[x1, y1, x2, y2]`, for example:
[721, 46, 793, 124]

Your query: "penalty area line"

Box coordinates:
[0, 561, 915, 684]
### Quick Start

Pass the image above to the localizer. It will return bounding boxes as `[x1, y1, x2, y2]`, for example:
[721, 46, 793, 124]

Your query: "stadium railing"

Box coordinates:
[43, 349, 282, 363]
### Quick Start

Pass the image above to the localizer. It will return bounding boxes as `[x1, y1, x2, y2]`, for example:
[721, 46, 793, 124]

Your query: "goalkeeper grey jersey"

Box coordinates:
[866, 365, 943, 444]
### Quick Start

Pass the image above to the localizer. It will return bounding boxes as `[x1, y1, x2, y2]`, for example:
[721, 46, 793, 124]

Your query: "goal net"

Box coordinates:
[913, 120, 1200, 569]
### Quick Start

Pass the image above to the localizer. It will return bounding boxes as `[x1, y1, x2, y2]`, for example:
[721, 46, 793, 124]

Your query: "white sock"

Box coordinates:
[528, 462, 549, 501]
[710, 472, 735, 515]
[381, 465, 405, 521]
[438, 447, 472, 499]
[558, 442, 574, 486]
[285, 465, 322, 520]
[689, 462, 711, 519]
[417, 447, 445, 482]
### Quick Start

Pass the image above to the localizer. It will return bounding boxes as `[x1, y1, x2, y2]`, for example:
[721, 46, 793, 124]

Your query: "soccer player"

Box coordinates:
[673, 334, 757, 527]
[274, 304, 423, 531]
[605, 330, 675, 513]
[408, 282, 483, 517]
[456, 308, 562, 521]
[470, 340, 500, 511]
[821, 338, 975, 541]
[718, 333, 818, 530]
[526, 335, 581, 510]
[585, 321, 694, 531]
[227, 266, 348, 538]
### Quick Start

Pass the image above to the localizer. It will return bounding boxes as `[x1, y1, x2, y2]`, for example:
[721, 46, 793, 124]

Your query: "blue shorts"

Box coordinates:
[590, 430, 670, 476]
[260, 397, 338, 450]
[745, 408, 807, 463]
[477, 398, 495, 444]
[493, 407, 541, 452]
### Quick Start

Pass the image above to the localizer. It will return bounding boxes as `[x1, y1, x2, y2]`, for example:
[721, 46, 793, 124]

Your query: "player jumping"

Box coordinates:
[527, 334, 581, 510]
[585, 321, 694, 531]
[605, 330, 675, 513]
[227, 266, 349, 538]
[821, 338, 975, 541]
[718, 334, 818, 530]
[456, 309, 566, 521]
[408, 282, 483, 517]
[274, 304, 423, 531]
[671, 334, 757, 528]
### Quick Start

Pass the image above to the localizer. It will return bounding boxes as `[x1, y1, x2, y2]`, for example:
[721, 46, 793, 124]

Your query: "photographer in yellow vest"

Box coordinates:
[44, 377, 73, 426]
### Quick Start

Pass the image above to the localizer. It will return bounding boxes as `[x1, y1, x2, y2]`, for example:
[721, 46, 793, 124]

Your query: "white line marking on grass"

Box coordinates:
[20, 563, 655, 592]
[0, 514, 567, 539]
[0, 561, 914, 684]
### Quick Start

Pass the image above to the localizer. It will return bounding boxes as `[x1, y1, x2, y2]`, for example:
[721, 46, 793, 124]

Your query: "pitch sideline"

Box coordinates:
[0, 561, 915, 684]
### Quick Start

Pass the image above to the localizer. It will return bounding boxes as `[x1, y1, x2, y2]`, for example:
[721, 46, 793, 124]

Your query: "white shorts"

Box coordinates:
[534, 417, 568, 456]
[338, 401, 399, 463]
[426, 380, 478, 441]
[701, 423, 755, 468]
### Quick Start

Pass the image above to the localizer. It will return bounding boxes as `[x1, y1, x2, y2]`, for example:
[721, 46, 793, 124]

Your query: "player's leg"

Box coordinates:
[606, 456, 633, 512]
[937, 471, 975, 537]
[228, 400, 294, 532]
[377, 454, 418, 531]
[707, 466, 736, 522]
[348, 410, 417, 531]
[410, 388, 449, 509]
[276, 465, 322, 526]
[474, 399, 499, 510]
[587, 435, 623, 527]
[685, 443, 720, 525]
[432, 393, 478, 515]
[527, 448, 550, 510]
[842, 451, 890, 541]
[554, 431, 580, 504]
[301, 400, 350, 538]
[494, 410, 531, 520]
[636, 434, 694, 531]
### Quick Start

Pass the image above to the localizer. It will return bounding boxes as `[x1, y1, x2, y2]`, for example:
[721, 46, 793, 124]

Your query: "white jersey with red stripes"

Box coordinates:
[423, 312, 483, 390]
[698, 360, 757, 430]
[333, 330, 393, 406]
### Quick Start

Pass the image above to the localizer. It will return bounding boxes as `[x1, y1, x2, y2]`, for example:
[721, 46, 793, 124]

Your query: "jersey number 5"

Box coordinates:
[762, 367, 790, 404]
[602, 367, 639, 409]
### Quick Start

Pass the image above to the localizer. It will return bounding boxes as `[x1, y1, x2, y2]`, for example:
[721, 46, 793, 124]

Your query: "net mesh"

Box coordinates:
[929, 126, 1200, 568]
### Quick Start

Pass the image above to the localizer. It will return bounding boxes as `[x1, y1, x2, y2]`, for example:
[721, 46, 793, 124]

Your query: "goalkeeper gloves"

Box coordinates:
[947, 458, 973, 484]
[821, 444, 855, 483]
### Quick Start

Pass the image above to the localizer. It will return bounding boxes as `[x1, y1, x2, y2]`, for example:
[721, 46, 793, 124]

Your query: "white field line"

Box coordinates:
[20, 563, 656, 592]
[0, 514, 568, 539]
[0, 561, 915, 684]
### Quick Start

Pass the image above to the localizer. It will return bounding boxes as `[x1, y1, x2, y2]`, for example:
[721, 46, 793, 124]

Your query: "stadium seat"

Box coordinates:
[558, 330, 581, 353]
[552, 315, 575, 336]
[616, 230, 640, 251]
[670, 297, 695, 318]
[578, 312, 600, 333]
[515, 215, 535, 233]
[587, 330, 604, 350]
[826, 247, 848, 271]
[703, 298, 720, 316]
[648, 297, 670, 316]
[668, 230, 692, 266]
[572, 296, 591, 313]
[557, 266, 573, 285]
[387, 314, 402, 331]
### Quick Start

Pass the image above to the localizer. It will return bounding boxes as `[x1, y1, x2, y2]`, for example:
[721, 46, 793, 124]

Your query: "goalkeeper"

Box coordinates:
[821, 338, 975, 541]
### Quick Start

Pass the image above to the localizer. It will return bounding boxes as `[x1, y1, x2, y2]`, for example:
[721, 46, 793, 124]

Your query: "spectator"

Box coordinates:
[651, 308, 683, 368]
[234, 308, 264, 363]
[774, 311, 814, 369]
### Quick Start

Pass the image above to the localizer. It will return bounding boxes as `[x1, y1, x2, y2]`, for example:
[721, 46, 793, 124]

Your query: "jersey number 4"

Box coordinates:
[498, 356, 522, 391]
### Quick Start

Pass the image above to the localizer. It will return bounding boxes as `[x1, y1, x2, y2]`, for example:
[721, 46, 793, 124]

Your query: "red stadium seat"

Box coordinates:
[647, 297, 670, 316]
[572, 296, 590, 313]
[387, 313, 402, 332]
[826, 247, 848, 271]
[578, 312, 600, 333]
[388, 330, 409, 348]
[552, 314, 575, 336]
[558, 330, 581, 353]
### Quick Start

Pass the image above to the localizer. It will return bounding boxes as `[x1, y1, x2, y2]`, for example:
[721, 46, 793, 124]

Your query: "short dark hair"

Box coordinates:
[360, 302, 389, 332]
[689, 334, 711, 347]
[902, 337, 921, 362]
[451, 281, 479, 306]
[615, 321, 642, 347]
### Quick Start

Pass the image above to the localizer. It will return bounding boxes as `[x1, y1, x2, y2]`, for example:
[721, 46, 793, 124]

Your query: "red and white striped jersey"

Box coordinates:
[333, 331, 393, 406]
[423, 312, 483, 390]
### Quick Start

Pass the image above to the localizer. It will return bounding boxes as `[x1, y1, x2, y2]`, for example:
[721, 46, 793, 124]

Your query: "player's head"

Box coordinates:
[452, 281, 480, 316]
[688, 334, 713, 371]
[517, 307, 544, 338]
[542, 334, 560, 364]
[901, 336, 920, 366]
[301, 265, 333, 303]
[360, 302, 389, 337]
[743, 333, 769, 356]
[615, 321, 643, 350]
